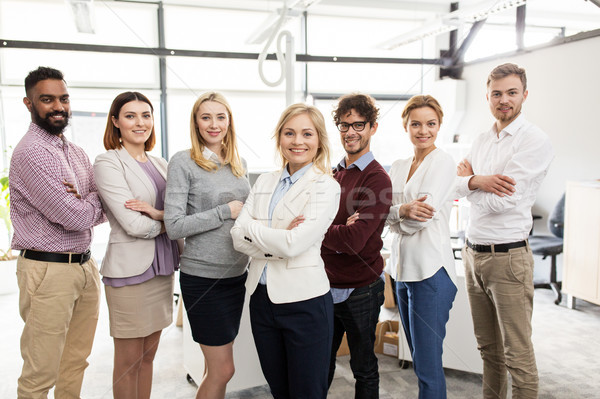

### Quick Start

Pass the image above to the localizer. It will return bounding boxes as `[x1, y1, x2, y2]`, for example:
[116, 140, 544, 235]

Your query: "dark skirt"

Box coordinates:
[180, 271, 247, 346]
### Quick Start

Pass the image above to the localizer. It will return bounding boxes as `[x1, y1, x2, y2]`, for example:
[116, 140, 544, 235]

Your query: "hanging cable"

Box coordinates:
[257, 0, 292, 87]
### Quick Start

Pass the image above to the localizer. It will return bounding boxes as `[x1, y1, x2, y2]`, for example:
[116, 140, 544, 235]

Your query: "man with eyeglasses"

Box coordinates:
[321, 93, 392, 398]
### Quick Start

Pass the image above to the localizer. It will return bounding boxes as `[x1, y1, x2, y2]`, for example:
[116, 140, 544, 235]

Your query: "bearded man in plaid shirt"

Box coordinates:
[9, 66, 106, 399]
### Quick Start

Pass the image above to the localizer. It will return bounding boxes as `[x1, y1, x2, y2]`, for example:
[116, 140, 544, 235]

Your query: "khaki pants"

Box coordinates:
[462, 245, 538, 399]
[16, 255, 101, 399]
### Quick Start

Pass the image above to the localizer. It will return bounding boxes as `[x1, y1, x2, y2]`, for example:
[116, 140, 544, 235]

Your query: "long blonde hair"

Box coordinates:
[189, 92, 245, 177]
[273, 103, 332, 175]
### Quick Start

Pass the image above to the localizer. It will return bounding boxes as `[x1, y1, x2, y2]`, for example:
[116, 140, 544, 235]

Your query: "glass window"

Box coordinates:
[166, 56, 302, 93]
[307, 62, 432, 96]
[0, 0, 157, 47]
[463, 24, 518, 62]
[314, 98, 411, 168]
[307, 14, 434, 59]
[0, 48, 159, 89]
[314, 93, 466, 169]
[164, 5, 301, 54]
[166, 90, 287, 173]
[1, 84, 163, 167]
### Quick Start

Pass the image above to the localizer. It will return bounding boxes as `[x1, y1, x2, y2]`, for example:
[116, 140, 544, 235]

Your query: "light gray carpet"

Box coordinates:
[1, 288, 598, 398]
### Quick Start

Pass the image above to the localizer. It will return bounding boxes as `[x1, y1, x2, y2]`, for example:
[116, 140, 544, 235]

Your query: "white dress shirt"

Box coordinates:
[387, 148, 457, 283]
[455, 114, 554, 245]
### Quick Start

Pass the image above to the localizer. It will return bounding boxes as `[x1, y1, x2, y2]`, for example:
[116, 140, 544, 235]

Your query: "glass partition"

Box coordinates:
[0, 0, 157, 47]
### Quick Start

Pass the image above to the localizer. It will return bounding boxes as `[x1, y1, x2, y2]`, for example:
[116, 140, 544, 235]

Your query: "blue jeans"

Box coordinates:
[329, 278, 385, 399]
[250, 285, 333, 399]
[396, 267, 457, 399]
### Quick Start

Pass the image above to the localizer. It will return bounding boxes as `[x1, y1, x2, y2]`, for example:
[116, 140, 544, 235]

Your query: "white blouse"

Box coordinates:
[386, 148, 457, 283]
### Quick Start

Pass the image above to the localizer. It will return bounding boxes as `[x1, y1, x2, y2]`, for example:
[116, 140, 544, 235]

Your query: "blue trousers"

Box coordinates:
[329, 278, 385, 399]
[396, 267, 457, 399]
[250, 285, 333, 399]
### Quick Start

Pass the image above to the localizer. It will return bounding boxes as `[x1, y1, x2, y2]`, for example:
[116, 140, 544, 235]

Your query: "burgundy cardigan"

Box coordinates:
[321, 159, 392, 288]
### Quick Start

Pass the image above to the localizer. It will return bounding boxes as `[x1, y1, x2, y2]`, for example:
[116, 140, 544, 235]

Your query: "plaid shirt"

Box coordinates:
[9, 123, 106, 253]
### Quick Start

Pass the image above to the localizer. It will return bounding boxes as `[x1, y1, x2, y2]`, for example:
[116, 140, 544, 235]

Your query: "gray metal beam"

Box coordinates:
[440, 19, 487, 79]
[299, 54, 441, 65]
[516, 5, 526, 50]
[301, 11, 308, 101]
[447, 2, 459, 59]
[311, 93, 413, 101]
[0, 39, 441, 65]
[587, 0, 600, 8]
[454, 19, 487, 64]
[157, 1, 169, 160]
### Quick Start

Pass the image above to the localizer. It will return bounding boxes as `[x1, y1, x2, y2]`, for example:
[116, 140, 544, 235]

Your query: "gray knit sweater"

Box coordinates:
[164, 150, 250, 279]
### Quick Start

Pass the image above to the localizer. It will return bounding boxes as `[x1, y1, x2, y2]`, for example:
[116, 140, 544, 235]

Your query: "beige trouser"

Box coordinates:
[16, 255, 101, 399]
[462, 244, 538, 399]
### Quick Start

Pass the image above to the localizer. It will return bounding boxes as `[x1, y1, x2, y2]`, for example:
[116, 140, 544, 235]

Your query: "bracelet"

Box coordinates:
[398, 207, 405, 223]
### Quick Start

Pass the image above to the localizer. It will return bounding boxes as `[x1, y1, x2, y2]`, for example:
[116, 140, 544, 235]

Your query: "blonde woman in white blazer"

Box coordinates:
[386, 95, 457, 399]
[231, 104, 340, 399]
[94, 92, 180, 399]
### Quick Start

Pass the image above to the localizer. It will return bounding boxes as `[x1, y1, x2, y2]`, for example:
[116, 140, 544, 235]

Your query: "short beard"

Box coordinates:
[344, 137, 369, 155]
[32, 106, 70, 136]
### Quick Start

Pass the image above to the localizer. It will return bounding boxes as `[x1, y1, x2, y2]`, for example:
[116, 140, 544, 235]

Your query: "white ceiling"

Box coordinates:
[136, 0, 600, 35]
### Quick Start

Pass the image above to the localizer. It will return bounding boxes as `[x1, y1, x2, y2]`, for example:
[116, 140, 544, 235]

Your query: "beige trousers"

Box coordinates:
[462, 244, 538, 399]
[16, 255, 101, 399]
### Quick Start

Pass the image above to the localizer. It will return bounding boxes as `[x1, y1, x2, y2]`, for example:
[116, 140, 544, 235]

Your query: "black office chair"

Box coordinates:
[529, 194, 565, 305]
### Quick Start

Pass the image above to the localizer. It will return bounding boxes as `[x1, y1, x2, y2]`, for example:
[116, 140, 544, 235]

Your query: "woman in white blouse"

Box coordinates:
[386, 95, 457, 399]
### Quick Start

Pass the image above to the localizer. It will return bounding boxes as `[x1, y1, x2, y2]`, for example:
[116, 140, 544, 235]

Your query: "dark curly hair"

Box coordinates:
[333, 93, 379, 127]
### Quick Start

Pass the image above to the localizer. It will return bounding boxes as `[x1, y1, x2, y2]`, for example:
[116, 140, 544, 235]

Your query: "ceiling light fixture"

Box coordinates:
[379, 0, 526, 50]
[65, 0, 96, 34]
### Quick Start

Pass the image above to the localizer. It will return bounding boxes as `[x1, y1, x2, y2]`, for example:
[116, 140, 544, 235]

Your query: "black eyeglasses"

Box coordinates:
[336, 121, 368, 132]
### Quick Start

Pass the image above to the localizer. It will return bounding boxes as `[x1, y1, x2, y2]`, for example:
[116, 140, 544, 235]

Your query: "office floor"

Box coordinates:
[1, 282, 599, 398]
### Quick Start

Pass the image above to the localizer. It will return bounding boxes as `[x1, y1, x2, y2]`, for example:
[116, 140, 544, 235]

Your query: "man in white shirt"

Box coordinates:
[456, 63, 553, 399]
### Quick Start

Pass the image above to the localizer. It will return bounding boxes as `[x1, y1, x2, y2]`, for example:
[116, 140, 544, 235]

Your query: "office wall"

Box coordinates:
[458, 35, 600, 225]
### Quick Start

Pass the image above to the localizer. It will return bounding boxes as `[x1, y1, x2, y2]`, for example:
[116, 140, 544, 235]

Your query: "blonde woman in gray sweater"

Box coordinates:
[164, 92, 250, 399]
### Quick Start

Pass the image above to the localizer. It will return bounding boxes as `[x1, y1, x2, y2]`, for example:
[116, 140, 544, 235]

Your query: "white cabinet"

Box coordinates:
[182, 290, 266, 391]
[396, 271, 483, 374]
[563, 181, 600, 308]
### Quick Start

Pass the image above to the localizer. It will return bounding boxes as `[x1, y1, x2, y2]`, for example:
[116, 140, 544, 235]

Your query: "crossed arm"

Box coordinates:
[22, 148, 105, 231]
[231, 178, 340, 259]
[456, 132, 553, 214]
[94, 155, 163, 238]
[457, 159, 516, 197]
[387, 154, 456, 235]
[321, 173, 391, 254]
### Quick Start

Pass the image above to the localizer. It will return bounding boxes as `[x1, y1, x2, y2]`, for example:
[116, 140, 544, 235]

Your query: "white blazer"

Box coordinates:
[94, 147, 169, 278]
[386, 148, 457, 283]
[231, 166, 340, 304]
